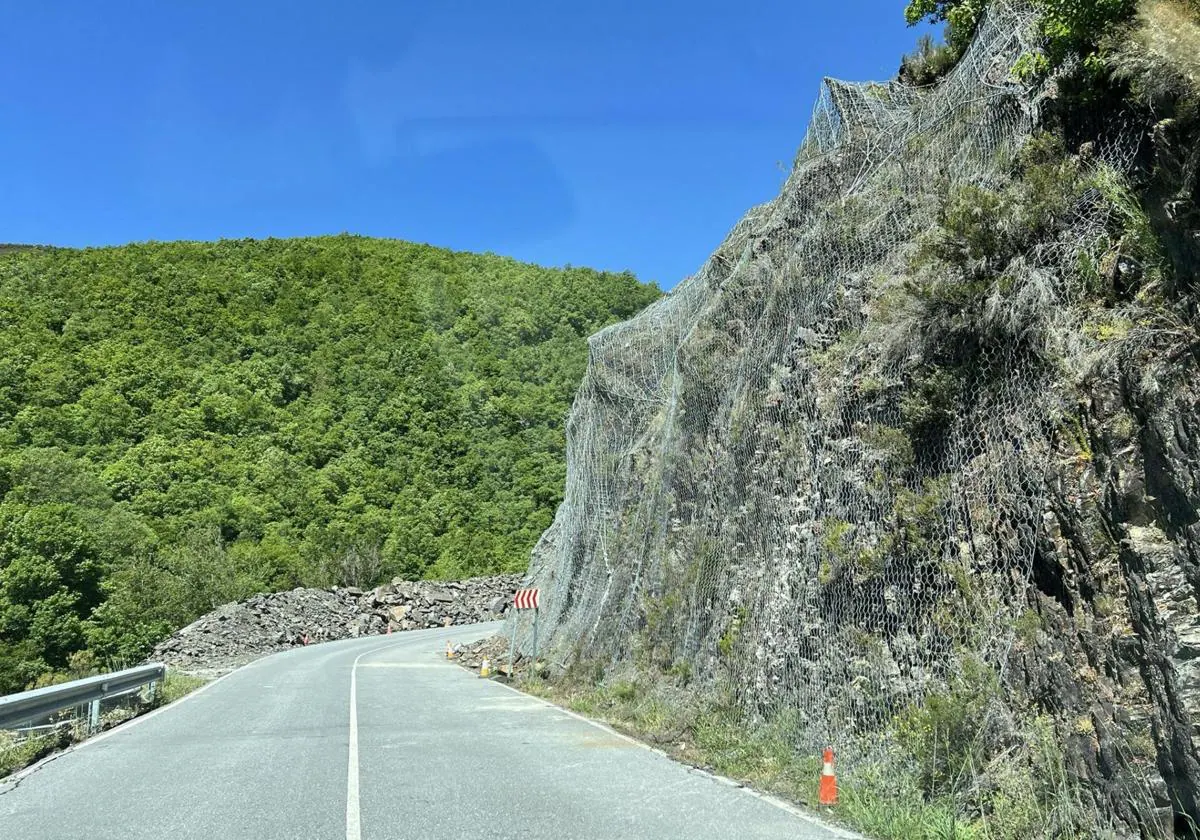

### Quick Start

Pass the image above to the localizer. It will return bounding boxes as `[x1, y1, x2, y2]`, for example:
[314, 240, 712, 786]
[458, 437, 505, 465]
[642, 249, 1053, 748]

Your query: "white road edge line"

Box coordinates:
[485, 677, 862, 840]
[2, 625, 495, 798]
[0, 658, 265, 791]
[347, 654, 361, 840]
[346, 639, 416, 840]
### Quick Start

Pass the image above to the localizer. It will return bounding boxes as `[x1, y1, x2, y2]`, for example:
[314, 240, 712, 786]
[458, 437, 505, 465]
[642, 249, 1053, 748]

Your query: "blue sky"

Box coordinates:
[3, 1, 931, 290]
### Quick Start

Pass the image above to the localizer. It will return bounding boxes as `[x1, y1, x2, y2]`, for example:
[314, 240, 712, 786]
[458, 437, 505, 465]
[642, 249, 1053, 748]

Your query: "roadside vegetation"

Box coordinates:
[0, 728, 70, 779]
[159, 671, 208, 705]
[0, 236, 660, 693]
[522, 658, 1108, 840]
[0, 667, 210, 779]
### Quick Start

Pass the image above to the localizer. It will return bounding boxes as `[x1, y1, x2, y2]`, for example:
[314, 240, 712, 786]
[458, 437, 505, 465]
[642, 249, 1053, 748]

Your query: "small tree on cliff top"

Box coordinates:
[905, 0, 1139, 67]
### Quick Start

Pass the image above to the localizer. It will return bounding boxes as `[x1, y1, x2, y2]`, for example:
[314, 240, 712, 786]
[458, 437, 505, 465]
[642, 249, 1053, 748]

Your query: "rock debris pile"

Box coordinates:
[151, 574, 521, 672]
[454, 635, 516, 675]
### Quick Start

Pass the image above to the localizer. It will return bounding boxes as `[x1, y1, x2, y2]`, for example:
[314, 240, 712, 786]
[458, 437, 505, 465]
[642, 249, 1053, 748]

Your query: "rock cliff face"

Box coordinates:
[1022, 370, 1200, 834]
[520, 3, 1200, 836]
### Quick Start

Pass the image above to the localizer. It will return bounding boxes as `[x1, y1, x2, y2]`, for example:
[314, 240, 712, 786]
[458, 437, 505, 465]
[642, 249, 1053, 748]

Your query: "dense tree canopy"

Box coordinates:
[0, 236, 660, 689]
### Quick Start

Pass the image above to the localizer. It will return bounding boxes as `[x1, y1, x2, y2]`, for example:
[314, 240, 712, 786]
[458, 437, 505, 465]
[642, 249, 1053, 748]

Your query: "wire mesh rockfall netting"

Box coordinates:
[517, 2, 1141, 769]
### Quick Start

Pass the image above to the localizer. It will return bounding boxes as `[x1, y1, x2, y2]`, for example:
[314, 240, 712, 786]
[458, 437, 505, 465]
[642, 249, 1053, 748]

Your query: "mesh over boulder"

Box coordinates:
[518, 1, 1164, 820]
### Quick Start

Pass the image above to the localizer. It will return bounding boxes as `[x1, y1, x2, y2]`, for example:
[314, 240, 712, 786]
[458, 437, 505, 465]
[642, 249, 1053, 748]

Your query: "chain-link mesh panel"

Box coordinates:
[516, 2, 1139, 770]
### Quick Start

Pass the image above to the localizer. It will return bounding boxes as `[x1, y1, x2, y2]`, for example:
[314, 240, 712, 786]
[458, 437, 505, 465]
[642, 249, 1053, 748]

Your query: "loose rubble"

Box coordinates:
[452, 634, 557, 682]
[151, 574, 521, 674]
[454, 635, 517, 677]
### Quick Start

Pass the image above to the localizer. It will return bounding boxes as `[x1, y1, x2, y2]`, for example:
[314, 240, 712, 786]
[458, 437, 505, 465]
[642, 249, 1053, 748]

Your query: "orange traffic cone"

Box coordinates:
[480, 658, 491, 678]
[818, 747, 838, 806]
[446, 640, 456, 659]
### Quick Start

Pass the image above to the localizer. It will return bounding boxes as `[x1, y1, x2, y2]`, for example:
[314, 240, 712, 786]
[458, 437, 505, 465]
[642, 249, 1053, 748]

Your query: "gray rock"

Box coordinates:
[150, 574, 522, 672]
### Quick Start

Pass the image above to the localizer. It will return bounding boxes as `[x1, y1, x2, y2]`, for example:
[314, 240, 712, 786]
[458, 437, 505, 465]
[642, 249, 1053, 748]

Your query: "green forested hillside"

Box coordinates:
[0, 236, 660, 689]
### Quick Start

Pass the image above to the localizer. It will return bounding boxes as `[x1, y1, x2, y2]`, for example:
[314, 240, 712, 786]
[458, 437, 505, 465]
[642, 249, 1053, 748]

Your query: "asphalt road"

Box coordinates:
[0, 624, 854, 840]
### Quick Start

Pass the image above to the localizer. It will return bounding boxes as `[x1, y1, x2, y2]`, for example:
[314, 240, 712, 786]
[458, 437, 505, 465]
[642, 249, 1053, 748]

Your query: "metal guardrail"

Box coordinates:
[0, 663, 167, 732]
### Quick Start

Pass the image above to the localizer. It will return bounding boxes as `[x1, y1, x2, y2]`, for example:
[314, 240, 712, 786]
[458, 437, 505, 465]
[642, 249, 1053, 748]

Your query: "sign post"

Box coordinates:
[508, 614, 518, 678]
[511, 588, 541, 679]
[531, 606, 539, 673]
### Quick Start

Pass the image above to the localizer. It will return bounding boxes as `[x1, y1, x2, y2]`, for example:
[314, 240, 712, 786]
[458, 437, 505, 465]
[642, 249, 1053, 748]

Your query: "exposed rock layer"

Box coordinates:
[517, 4, 1200, 837]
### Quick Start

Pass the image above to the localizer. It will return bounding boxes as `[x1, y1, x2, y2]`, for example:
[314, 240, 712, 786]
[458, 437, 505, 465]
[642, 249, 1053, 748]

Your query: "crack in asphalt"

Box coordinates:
[0, 742, 75, 797]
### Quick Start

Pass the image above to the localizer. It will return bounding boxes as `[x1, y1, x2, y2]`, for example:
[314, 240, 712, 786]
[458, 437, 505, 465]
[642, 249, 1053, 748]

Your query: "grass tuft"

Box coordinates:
[0, 728, 71, 779]
[1141, 0, 1200, 85]
[158, 671, 209, 705]
[1106, 0, 1200, 104]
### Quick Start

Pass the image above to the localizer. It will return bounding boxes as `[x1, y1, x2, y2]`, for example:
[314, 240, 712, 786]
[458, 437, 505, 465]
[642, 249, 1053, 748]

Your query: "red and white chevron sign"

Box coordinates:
[513, 588, 540, 610]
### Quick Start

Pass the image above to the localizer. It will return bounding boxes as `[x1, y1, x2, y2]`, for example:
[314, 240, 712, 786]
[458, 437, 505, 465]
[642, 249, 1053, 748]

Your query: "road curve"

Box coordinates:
[0, 623, 853, 840]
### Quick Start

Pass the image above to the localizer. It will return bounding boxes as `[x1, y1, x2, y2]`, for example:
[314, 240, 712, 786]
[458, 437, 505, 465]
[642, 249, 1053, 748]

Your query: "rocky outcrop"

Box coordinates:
[515, 4, 1200, 837]
[1008, 366, 1200, 835]
[151, 574, 520, 673]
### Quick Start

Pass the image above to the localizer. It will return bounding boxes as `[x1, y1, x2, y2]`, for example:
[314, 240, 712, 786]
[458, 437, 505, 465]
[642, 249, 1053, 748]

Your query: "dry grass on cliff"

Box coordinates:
[1142, 0, 1200, 84]
[1107, 0, 1200, 100]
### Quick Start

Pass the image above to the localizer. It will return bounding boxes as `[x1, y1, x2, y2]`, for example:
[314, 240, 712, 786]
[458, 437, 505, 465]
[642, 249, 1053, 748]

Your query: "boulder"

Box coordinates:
[486, 596, 507, 615]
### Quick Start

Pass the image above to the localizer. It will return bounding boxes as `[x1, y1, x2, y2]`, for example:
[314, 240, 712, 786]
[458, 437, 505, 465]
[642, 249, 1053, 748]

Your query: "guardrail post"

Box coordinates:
[88, 698, 100, 734]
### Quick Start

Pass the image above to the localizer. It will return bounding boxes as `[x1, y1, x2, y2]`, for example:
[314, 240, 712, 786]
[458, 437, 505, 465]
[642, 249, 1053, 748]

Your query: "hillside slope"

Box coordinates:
[0, 236, 660, 690]
[521, 2, 1200, 837]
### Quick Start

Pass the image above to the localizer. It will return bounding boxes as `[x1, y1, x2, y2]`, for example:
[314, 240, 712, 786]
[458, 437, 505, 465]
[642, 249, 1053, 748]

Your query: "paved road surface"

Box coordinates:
[0, 623, 854, 840]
